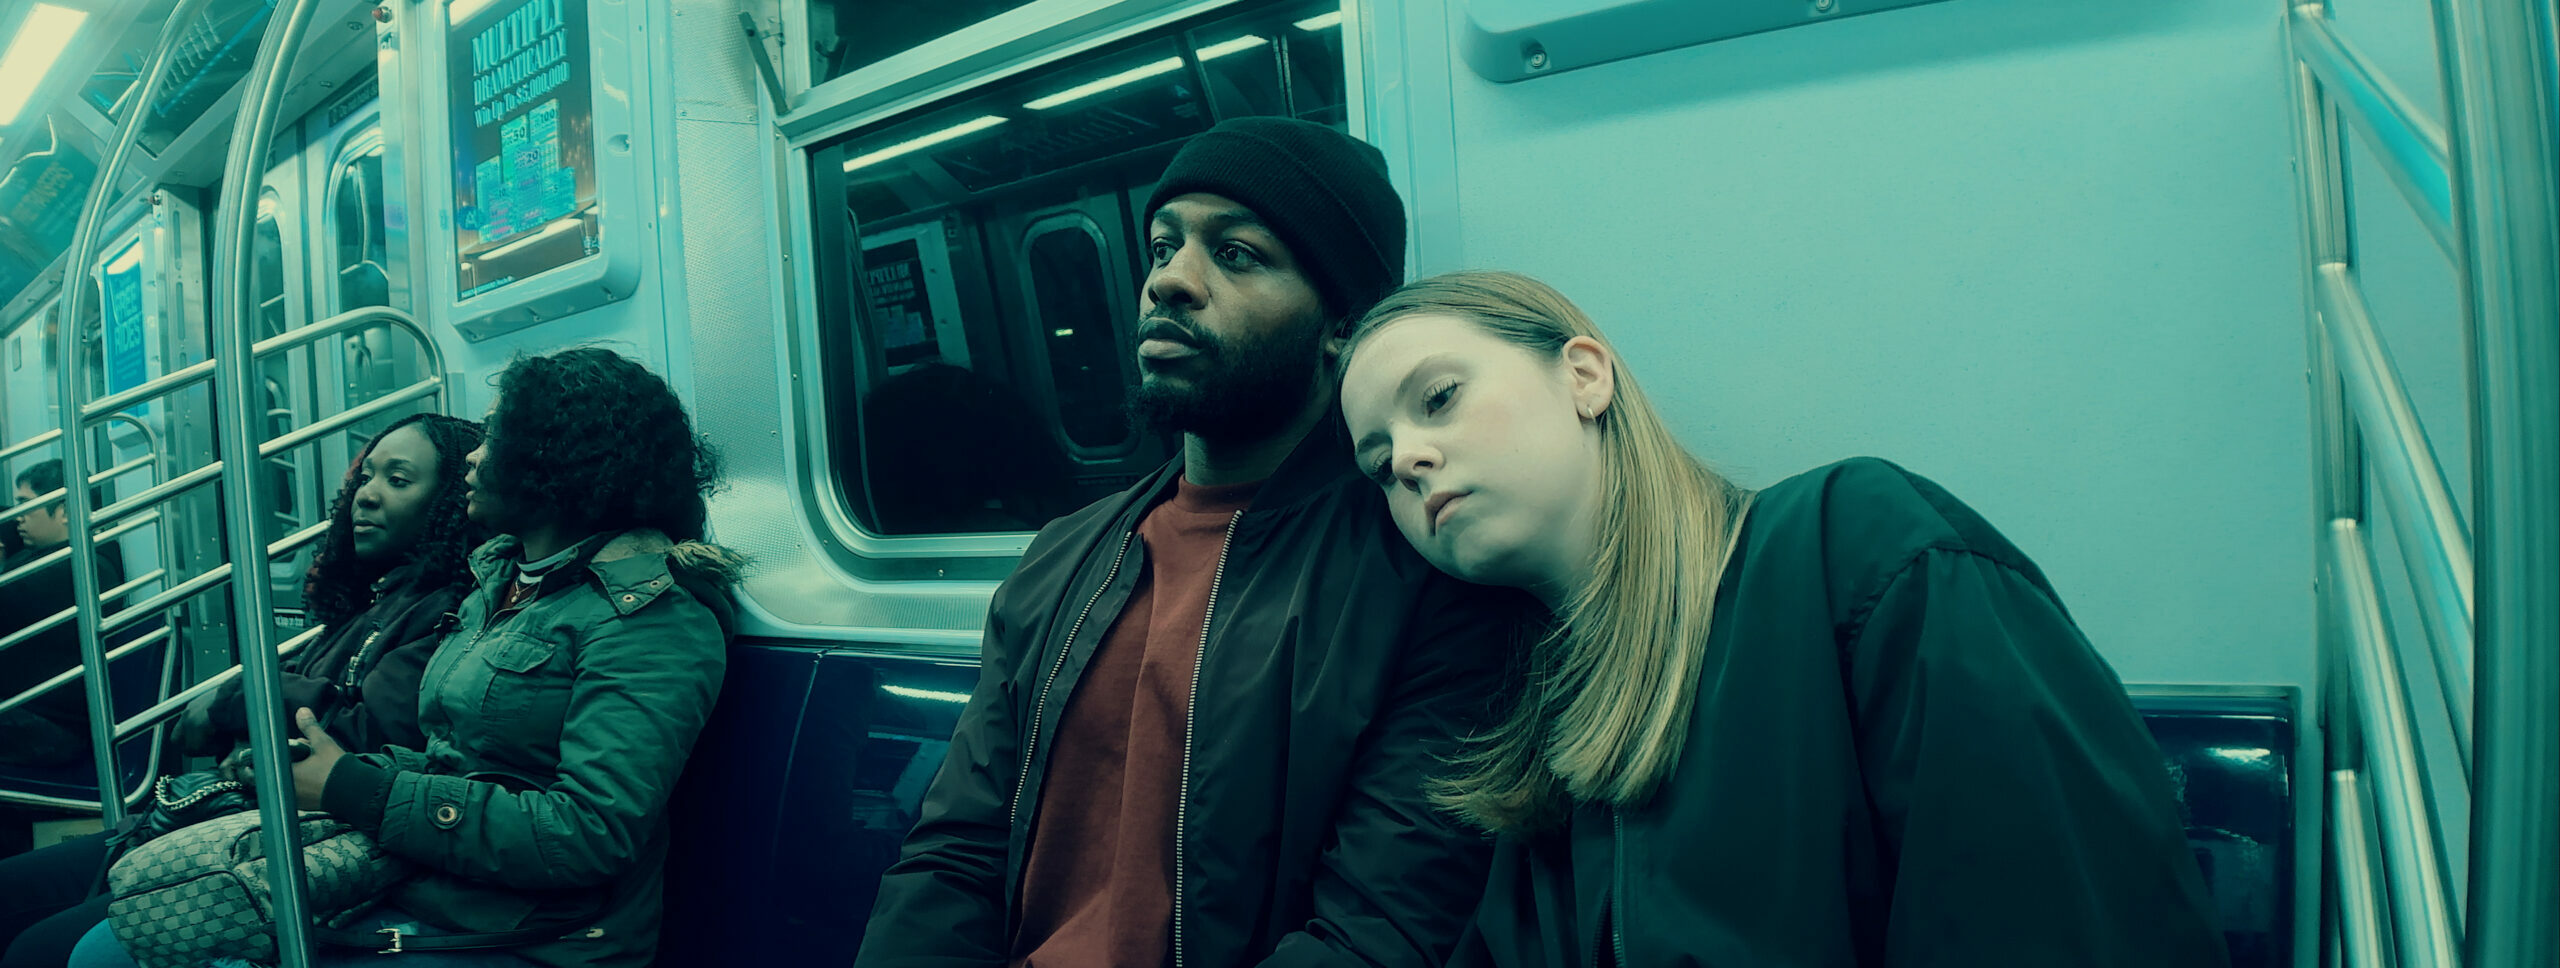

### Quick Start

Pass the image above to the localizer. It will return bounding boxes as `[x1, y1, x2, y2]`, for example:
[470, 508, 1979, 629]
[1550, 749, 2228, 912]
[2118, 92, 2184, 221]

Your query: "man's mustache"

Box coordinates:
[1136, 315, 1207, 351]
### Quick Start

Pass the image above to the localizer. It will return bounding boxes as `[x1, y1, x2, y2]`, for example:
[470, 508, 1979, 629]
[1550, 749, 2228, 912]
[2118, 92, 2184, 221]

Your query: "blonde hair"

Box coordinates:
[1343, 271, 1752, 833]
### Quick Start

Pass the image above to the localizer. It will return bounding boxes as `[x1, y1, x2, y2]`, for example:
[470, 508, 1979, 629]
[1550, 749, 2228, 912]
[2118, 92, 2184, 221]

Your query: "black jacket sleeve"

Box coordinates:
[1843, 548, 2228, 967]
[852, 597, 1027, 968]
[1257, 575, 1513, 968]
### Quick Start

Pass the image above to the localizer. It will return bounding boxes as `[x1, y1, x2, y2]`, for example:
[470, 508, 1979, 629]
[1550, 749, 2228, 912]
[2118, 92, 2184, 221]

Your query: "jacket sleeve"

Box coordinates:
[1844, 548, 2228, 967]
[851, 600, 1026, 968]
[322, 588, 728, 890]
[184, 665, 333, 757]
[1257, 575, 1513, 968]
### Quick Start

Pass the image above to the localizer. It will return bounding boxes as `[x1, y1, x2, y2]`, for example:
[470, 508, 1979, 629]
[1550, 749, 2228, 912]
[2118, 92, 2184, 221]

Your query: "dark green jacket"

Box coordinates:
[324, 529, 740, 968]
[1454, 459, 2228, 968]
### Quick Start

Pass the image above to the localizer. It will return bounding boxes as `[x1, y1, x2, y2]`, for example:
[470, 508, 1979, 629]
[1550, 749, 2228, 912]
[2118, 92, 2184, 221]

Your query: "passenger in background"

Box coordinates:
[1337, 272, 2230, 967]
[855, 117, 1527, 968]
[0, 460, 129, 771]
[68, 348, 739, 968]
[0, 414, 486, 968]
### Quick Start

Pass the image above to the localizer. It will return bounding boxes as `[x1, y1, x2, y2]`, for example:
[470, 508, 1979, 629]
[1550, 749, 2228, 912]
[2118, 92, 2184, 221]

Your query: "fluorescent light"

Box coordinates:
[1025, 57, 1180, 111]
[472, 216, 582, 262]
[842, 114, 1008, 171]
[103, 239, 144, 274]
[1294, 11, 1343, 31]
[0, 5, 90, 126]
[446, 0, 502, 26]
[1199, 35, 1269, 59]
[1024, 35, 1268, 112]
[884, 684, 970, 704]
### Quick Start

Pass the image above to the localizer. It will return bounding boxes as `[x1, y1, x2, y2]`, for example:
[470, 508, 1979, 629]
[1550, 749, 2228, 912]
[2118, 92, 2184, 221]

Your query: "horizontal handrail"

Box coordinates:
[0, 625, 173, 719]
[0, 566, 164, 655]
[0, 412, 154, 466]
[0, 509, 165, 593]
[100, 568, 170, 608]
[93, 461, 223, 529]
[102, 563, 234, 637]
[2326, 519, 2463, 967]
[0, 607, 74, 656]
[269, 519, 331, 560]
[117, 624, 324, 742]
[2, 450, 158, 527]
[258, 377, 440, 459]
[2316, 262, 2477, 773]
[0, 490, 60, 528]
[248, 306, 438, 368]
[80, 358, 218, 424]
[2332, 770, 2392, 968]
[0, 427, 61, 464]
[66, 309, 438, 428]
[0, 565, 156, 649]
[2289, 4, 2456, 254]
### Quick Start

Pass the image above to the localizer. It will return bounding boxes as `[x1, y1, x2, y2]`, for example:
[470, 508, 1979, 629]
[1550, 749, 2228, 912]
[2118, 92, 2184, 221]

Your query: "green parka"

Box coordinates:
[321, 529, 740, 968]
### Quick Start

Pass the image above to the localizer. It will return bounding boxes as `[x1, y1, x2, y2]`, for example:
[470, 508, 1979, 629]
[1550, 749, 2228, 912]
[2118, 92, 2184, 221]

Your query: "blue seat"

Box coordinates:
[663, 651, 2299, 967]
[0, 618, 172, 810]
[2132, 693, 2296, 968]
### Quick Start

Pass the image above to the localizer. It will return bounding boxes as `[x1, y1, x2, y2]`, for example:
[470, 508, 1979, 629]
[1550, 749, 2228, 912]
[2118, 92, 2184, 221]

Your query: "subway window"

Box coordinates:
[809, 0, 1347, 538]
[251, 197, 301, 546]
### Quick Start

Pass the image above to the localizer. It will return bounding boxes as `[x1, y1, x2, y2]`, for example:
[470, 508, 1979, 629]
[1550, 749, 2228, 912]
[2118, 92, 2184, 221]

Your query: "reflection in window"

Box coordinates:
[252, 202, 296, 543]
[333, 146, 389, 312]
[812, 0, 1346, 538]
[1024, 222, 1129, 453]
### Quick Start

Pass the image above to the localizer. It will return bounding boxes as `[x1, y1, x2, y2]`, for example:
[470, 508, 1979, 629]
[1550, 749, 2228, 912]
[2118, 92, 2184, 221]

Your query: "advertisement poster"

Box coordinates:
[864, 239, 937, 367]
[448, 0, 598, 300]
[100, 239, 150, 415]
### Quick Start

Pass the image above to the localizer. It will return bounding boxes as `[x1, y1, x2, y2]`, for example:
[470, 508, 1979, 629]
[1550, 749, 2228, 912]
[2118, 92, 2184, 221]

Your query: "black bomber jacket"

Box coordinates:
[855, 415, 1533, 968]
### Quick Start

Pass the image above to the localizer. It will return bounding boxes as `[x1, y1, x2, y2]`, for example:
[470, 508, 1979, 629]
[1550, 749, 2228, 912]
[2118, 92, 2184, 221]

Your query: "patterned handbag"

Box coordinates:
[103, 809, 411, 968]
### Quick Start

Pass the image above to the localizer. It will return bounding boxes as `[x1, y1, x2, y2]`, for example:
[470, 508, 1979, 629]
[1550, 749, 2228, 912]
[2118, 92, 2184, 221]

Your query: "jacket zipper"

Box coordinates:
[339, 630, 384, 693]
[1008, 530, 1137, 830]
[1611, 809, 1629, 967]
[1171, 511, 1243, 968]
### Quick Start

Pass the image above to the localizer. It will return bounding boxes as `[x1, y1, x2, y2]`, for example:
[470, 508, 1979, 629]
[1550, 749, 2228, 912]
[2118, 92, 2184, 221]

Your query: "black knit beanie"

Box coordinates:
[1143, 117, 1406, 321]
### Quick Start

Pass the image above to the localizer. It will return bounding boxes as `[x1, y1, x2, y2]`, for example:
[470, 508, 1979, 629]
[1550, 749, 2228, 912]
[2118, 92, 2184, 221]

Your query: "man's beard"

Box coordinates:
[1127, 308, 1328, 442]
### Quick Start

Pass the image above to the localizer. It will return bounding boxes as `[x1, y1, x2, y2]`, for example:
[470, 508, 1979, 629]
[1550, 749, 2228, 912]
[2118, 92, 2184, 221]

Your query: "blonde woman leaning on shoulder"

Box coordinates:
[1336, 271, 2228, 967]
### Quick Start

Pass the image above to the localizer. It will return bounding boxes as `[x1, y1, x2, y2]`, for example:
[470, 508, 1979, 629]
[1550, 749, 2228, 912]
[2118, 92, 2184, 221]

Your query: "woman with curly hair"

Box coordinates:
[75, 348, 741, 968]
[4, 412, 485, 968]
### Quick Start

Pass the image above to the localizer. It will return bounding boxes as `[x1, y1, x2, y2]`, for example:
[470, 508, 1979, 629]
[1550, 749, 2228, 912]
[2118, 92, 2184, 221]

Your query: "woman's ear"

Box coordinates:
[1561, 336, 1616, 419]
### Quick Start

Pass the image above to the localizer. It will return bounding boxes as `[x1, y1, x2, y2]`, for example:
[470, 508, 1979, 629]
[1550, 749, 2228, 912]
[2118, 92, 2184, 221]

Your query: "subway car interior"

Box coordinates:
[0, 0, 2551, 965]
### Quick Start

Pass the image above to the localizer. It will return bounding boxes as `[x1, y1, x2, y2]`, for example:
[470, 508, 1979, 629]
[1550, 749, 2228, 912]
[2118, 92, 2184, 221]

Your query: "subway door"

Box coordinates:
[303, 101, 427, 480]
[984, 196, 1165, 504]
[244, 148, 326, 630]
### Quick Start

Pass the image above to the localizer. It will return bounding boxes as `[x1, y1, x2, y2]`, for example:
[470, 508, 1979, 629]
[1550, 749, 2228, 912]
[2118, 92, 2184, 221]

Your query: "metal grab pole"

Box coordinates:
[2429, 2, 2560, 965]
[49, 0, 219, 827]
[211, 0, 331, 963]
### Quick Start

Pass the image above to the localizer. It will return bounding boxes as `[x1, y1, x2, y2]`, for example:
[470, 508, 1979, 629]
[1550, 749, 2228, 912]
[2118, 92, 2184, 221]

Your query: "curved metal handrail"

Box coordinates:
[45, 0, 219, 831]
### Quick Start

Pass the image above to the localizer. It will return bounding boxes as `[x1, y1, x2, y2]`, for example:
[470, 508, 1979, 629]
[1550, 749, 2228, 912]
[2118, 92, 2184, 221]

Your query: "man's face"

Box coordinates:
[1128, 193, 1333, 441]
[12, 484, 68, 549]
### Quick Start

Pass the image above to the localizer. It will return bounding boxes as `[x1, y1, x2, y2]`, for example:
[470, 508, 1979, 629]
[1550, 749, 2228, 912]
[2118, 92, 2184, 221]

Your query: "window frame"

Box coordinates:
[769, 0, 1362, 585]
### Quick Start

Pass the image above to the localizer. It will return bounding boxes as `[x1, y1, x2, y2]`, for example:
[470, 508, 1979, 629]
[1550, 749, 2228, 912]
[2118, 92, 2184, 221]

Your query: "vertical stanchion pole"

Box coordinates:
[2430, 2, 2560, 965]
[210, 0, 329, 964]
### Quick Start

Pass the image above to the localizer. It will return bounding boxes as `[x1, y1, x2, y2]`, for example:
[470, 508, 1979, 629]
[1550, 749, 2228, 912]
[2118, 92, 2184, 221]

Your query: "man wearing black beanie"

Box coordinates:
[857, 117, 1527, 968]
